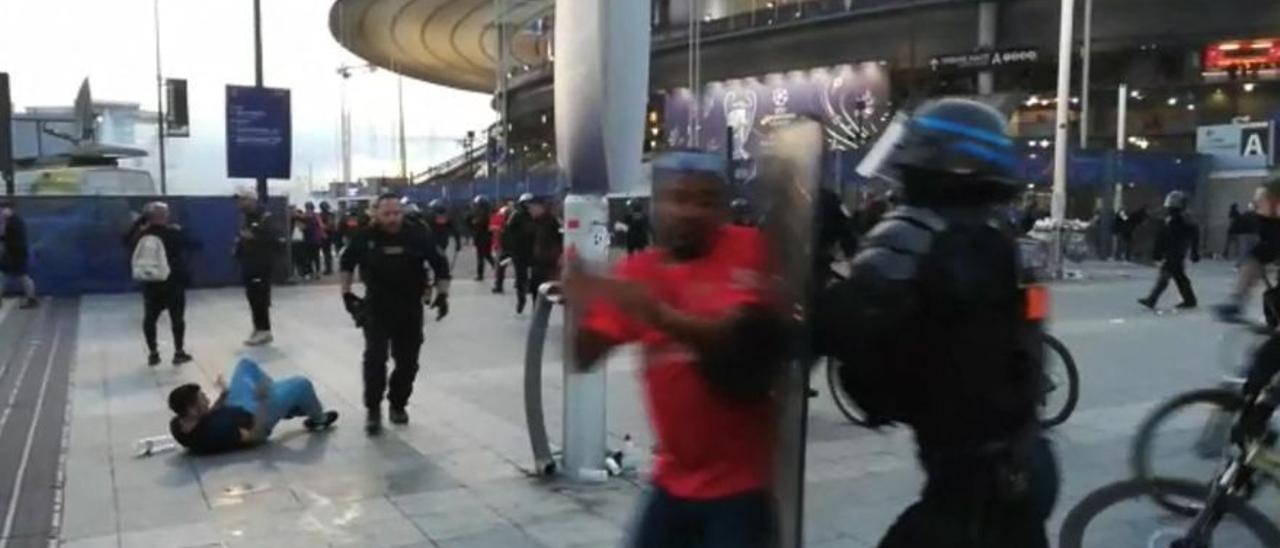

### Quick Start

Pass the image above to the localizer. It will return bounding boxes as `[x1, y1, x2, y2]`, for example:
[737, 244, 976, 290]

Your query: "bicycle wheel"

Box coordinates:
[826, 357, 872, 426]
[1039, 333, 1080, 428]
[1058, 478, 1280, 548]
[1130, 388, 1246, 516]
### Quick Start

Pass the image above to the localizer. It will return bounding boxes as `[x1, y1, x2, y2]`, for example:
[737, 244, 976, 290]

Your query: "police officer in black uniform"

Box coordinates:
[503, 193, 537, 313]
[1138, 190, 1200, 310]
[729, 198, 756, 227]
[813, 98, 1057, 548]
[340, 194, 452, 435]
[467, 196, 497, 280]
[427, 198, 461, 259]
[623, 198, 651, 255]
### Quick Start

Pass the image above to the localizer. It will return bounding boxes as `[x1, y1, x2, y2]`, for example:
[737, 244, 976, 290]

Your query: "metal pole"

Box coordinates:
[1050, 0, 1077, 277]
[340, 72, 352, 183]
[397, 73, 408, 181]
[1079, 0, 1094, 149]
[977, 2, 997, 95]
[1115, 83, 1128, 212]
[153, 0, 168, 194]
[0, 73, 13, 196]
[253, 0, 267, 202]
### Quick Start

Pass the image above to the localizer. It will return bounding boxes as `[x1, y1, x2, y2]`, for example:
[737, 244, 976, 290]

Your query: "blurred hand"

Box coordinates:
[563, 251, 658, 324]
[430, 293, 449, 321]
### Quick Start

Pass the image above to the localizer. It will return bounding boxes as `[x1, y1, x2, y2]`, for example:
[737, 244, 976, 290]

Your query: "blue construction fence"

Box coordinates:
[2, 195, 289, 297]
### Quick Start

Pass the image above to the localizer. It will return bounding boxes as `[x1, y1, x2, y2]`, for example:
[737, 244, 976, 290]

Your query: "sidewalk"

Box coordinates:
[59, 281, 647, 548]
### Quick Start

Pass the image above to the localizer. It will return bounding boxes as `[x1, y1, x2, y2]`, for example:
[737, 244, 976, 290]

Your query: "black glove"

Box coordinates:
[342, 292, 366, 328]
[430, 293, 449, 321]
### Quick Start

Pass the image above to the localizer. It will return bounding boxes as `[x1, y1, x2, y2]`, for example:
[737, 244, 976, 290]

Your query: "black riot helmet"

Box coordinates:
[861, 98, 1022, 206]
[427, 198, 447, 215]
[473, 195, 490, 208]
[730, 198, 750, 215]
[1164, 190, 1188, 212]
[626, 198, 642, 212]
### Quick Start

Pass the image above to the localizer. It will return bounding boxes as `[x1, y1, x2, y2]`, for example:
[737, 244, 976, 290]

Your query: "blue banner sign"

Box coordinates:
[226, 85, 291, 179]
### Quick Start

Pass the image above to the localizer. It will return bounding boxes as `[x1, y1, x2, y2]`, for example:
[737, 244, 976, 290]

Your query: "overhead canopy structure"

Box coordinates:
[328, 0, 553, 92]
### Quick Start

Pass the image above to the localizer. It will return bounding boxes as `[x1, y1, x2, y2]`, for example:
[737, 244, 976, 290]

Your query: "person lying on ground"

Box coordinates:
[168, 358, 339, 455]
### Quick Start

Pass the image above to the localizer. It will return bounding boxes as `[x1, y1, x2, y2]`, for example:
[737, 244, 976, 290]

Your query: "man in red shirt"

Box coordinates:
[565, 150, 787, 548]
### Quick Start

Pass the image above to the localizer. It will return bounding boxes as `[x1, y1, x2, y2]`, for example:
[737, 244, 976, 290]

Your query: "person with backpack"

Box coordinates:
[813, 98, 1057, 548]
[126, 201, 193, 366]
[1138, 191, 1200, 310]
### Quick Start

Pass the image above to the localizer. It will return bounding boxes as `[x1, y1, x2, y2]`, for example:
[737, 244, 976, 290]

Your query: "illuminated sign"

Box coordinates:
[929, 48, 1040, 72]
[1204, 39, 1280, 72]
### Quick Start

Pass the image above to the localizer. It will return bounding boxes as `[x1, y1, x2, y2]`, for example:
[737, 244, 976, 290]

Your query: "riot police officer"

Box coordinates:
[814, 98, 1057, 548]
[623, 198, 651, 255]
[427, 198, 461, 260]
[1138, 190, 1200, 310]
[340, 194, 452, 435]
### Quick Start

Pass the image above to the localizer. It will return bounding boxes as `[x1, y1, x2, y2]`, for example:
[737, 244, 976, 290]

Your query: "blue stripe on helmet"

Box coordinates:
[949, 140, 1018, 169]
[653, 151, 728, 182]
[913, 116, 1014, 148]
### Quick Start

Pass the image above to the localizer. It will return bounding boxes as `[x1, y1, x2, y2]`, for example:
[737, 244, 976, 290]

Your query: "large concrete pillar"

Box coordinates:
[554, 0, 651, 480]
[977, 2, 997, 95]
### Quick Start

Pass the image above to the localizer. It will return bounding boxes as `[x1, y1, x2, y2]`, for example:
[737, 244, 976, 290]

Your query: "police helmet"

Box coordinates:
[427, 198, 447, 214]
[473, 195, 490, 207]
[626, 198, 642, 212]
[1164, 190, 1188, 211]
[518, 192, 535, 205]
[869, 98, 1019, 191]
[730, 198, 750, 214]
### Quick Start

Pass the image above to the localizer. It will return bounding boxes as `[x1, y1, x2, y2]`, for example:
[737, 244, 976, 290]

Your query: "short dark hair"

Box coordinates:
[168, 384, 201, 415]
[375, 193, 402, 206]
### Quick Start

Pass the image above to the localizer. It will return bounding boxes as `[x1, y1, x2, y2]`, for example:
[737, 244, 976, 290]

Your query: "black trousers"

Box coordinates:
[631, 487, 774, 548]
[243, 275, 272, 332]
[475, 240, 495, 279]
[494, 255, 508, 290]
[1146, 261, 1197, 306]
[321, 239, 334, 274]
[879, 439, 1057, 548]
[142, 281, 186, 354]
[513, 257, 531, 312]
[529, 260, 553, 302]
[362, 306, 424, 410]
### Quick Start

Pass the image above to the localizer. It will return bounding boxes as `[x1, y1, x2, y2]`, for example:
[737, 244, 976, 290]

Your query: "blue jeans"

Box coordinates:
[631, 487, 775, 548]
[224, 358, 324, 436]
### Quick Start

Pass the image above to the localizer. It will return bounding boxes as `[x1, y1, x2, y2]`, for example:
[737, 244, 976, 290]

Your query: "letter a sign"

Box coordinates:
[1241, 127, 1269, 157]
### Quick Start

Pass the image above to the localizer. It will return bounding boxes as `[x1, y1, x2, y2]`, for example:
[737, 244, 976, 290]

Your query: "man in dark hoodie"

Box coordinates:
[234, 188, 280, 346]
[1138, 191, 1200, 310]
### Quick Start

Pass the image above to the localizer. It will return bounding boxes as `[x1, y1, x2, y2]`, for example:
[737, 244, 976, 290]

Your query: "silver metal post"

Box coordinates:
[1079, 0, 1094, 149]
[1050, 0, 1077, 277]
[153, 0, 168, 194]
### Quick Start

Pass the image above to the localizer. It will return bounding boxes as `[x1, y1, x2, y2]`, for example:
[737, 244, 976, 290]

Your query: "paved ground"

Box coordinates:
[1, 256, 1271, 547]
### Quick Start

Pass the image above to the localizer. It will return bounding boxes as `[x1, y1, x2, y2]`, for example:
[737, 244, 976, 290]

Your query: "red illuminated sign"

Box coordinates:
[1205, 39, 1280, 71]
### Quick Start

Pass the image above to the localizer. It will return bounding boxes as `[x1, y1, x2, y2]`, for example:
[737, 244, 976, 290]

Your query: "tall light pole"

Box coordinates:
[1079, 0, 1094, 149]
[252, 0, 267, 202]
[153, 0, 168, 194]
[1051, 0, 1078, 277]
[337, 63, 377, 184]
[397, 72, 408, 181]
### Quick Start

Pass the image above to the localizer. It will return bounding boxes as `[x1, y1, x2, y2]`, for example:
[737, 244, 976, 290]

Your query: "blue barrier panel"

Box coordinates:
[3, 195, 288, 297]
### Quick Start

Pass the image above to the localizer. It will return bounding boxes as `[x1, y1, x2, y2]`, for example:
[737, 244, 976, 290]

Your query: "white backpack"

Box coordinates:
[132, 234, 171, 282]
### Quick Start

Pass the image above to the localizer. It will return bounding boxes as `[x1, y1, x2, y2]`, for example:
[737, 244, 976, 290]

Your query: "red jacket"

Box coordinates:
[489, 210, 507, 253]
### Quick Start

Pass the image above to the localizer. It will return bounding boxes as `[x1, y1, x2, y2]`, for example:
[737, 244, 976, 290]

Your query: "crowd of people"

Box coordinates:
[4, 94, 1273, 548]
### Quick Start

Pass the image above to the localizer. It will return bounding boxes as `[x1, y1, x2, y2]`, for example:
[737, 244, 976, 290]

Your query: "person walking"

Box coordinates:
[340, 194, 451, 435]
[526, 196, 562, 303]
[623, 198, 651, 255]
[467, 196, 497, 281]
[565, 150, 788, 548]
[814, 98, 1058, 548]
[503, 194, 539, 313]
[0, 200, 37, 309]
[1139, 191, 1201, 310]
[125, 202, 194, 366]
[234, 188, 279, 346]
[1225, 203, 1243, 260]
[289, 207, 313, 280]
[490, 201, 511, 293]
[317, 202, 336, 275]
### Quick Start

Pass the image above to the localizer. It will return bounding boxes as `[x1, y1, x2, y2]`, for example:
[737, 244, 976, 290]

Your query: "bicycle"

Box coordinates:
[1059, 324, 1280, 547]
[1129, 322, 1270, 516]
[826, 332, 1079, 429]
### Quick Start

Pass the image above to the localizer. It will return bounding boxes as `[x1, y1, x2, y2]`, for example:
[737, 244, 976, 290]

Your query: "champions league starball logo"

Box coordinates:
[723, 89, 758, 162]
[821, 74, 885, 151]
